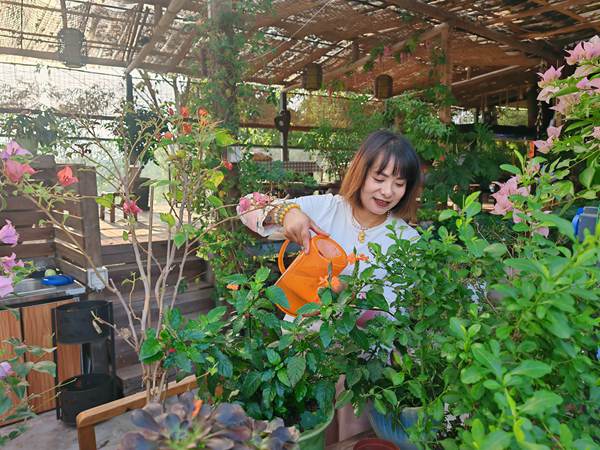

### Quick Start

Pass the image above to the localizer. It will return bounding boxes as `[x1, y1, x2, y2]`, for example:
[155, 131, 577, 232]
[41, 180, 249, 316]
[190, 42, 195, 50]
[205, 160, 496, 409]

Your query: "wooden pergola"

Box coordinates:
[0, 0, 599, 109]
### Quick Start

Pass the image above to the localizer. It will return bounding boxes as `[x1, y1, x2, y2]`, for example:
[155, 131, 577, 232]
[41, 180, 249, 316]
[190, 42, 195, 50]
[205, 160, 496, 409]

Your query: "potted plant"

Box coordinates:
[148, 268, 341, 449]
[119, 391, 298, 449]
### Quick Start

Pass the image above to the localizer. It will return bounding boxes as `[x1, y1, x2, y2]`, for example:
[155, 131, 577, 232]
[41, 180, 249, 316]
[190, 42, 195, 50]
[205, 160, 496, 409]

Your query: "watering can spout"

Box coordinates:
[274, 236, 347, 316]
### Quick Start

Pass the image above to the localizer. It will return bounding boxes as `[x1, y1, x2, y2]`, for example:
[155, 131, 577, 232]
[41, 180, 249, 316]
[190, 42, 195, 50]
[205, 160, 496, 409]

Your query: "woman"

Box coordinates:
[239, 129, 422, 309]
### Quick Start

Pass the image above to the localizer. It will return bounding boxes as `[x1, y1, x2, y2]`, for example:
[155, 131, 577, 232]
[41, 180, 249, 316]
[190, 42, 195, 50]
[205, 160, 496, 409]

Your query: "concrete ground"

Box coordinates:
[2, 408, 135, 450]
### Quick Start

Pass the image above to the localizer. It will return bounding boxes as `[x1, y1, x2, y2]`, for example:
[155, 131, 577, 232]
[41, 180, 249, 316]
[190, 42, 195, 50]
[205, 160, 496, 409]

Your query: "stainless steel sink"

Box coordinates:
[12, 278, 56, 296]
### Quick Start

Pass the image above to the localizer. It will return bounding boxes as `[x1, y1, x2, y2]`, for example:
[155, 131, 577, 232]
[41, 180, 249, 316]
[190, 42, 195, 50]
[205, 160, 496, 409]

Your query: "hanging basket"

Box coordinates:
[302, 63, 323, 91]
[374, 74, 393, 99]
[57, 27, 88, 68]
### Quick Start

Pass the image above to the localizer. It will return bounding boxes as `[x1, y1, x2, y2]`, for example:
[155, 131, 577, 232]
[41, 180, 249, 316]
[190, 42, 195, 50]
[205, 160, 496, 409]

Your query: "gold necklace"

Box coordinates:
[352, 211, 390, 244]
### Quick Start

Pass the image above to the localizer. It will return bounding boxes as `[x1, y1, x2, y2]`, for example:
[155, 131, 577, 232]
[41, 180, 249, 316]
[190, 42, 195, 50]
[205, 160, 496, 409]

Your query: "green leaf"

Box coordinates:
[297, 303, 320, 315]
[382, 389, 398, 406]
[95, 193, 114, 208]
[500, 164, 521, 176]
[510, 360, 551, 379]
[255, 267, 270, 283]
[32, 360, 56, 376]
[266, 348, 281, 365]
[215, 350, 233, 377]
[173, 232, 187, 249]
[465, 201, 481, 219]
[335, 390, 353, 409]
[481, 431, 512, 450]
[277, 368, 291, 387]
[122, 231, 129, 241]
[286, 356, 306, 387]
[206, 306, 227, 323]
[207, 195, 224, 208]
[531, 211, 574, 240]
[472, 344, 503, 379]
[159, 213, 176, 227]
[215, 129, 237, 147]
[265, 286, 289, 309]
[242, 372, 261, 397]
[520, 391, 563, 416]
[449, 317, 467, 339]
[484, 243, 508, 258]
[461, 366, 484, 384]
[320, 322, 333, 348]
[383, 367, 404, 386]
[204, 170, 225, 190]
[438, 209, 457, 221]
[579, 166, 595, 189]
[373, 397, 387, 415]
[139, 335, 162, 363]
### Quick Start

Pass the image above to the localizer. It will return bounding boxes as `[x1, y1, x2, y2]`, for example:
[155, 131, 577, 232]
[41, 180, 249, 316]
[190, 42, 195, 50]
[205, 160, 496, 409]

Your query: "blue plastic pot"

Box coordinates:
[367, 405, 422, 450]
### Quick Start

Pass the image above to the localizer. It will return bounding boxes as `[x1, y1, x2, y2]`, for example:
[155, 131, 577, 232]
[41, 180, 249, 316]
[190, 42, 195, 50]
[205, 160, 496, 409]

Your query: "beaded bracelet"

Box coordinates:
[274, 202, 300, 226]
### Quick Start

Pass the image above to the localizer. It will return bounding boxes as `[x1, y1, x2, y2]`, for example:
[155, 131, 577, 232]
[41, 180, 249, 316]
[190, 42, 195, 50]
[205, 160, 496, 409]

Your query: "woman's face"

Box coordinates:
[359, 155, 407, 216]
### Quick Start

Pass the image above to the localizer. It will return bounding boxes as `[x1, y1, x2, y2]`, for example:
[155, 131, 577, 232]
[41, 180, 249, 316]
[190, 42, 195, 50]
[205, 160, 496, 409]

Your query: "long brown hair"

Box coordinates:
[339, 130, 422, 220]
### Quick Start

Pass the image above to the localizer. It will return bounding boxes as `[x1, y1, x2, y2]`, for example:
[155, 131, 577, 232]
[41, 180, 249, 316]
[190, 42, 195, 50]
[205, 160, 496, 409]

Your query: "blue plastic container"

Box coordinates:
[367, 406, 422, 450]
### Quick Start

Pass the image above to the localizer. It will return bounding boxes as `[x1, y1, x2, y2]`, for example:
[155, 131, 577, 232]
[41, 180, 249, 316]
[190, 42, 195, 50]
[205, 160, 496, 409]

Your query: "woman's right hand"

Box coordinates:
[282, 208, 328, 253]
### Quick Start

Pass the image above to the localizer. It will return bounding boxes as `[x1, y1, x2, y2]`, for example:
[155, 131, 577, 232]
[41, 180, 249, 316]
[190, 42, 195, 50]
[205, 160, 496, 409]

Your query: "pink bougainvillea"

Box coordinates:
[0, 220, 19, 245]
[0, 276, 13, 298]
[490, 176, 529, 216]
[57, 166, 79, 187]
[0, 140, 31, 160]
[4, 159, 36, 183]
[1, 253, 24, 272]
[123, 199, 142, 216]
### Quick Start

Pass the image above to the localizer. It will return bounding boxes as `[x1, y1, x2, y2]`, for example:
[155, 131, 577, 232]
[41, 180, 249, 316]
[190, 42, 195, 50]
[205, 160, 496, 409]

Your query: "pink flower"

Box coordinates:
[0, 361, 13, 378]
[538, 66, 563, 87]
[551, 93, 580, 116]
[123, 199, 142, 216]
[533, 139, 552, 154]
[537, 85, 559, 103]
[583, 35, 600, 58]
[57, 166, 78, 187]
[592, 127, 600, 140]
[0, 276, 13, 298]
[534, 226, 549, 238]
[589, 78, 600, 91]
[0, 140, 31, 160]
[491, 176, 529, 216]
[4, 159, 36, 183]
[547, 125, 562, 139]
[576, 77, 592, 90]
[238, 197, 251, 213]
[1, 253, 24, 273]
[0, 220, 19, 245]
[566, 42, 586, 65]
[574, 65, 596, 78]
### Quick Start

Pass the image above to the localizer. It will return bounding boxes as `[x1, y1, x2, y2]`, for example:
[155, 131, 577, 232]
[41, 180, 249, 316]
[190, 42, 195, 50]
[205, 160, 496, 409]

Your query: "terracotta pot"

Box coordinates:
[354, 438, 399, 450]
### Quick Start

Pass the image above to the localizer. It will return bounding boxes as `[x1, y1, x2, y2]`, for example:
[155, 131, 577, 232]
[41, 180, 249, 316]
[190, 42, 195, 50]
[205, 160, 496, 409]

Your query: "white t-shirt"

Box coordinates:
[256, 194, 419, 308]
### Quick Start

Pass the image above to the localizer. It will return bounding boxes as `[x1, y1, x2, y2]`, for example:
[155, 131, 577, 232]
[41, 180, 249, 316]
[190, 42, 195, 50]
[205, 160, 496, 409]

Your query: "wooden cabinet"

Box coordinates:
[0, 299, 82, 424]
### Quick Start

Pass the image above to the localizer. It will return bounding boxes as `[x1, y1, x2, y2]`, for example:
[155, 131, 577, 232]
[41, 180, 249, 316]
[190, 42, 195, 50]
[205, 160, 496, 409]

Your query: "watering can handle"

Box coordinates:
[278, 240, 290, 274]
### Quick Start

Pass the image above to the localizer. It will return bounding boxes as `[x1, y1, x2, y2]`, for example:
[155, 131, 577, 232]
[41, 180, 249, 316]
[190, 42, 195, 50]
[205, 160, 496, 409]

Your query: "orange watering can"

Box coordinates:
[275, 235, 348, 316]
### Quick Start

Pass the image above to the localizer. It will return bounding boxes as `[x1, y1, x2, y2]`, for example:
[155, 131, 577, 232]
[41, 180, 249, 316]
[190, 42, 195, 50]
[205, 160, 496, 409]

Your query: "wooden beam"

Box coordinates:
[59, 0, 69, 29]
[452, 65, 525, 90]
[486, 0, 592, 25]
[524, 20, 600, 39]
[286, 24, 447, 90]
[249, 0, 320, 31]
[531, 0, 600, 33]
[385, 0, 561, 62]
[275, 45, 333, 84]
[0, 46, 192, 75]
[126, 0, 187, 73]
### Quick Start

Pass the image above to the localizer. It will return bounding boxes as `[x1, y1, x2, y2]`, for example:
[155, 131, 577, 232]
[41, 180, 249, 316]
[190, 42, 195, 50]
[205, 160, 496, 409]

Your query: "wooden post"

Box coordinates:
[439, 26, 452, 123]
[77, 169, 103, 269]
[527, 86, 538, 129]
